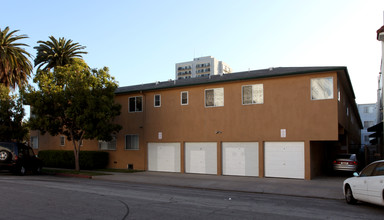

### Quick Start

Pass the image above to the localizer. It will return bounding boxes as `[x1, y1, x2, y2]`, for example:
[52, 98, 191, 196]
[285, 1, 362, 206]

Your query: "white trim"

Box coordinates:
[310, 77, 334, 100]
[204, 88, 224, 108]
[128, 96, 143, 113]
[241, 84, 264, 105]
[154, 94, 161, 107]
[181, 91, 189, 105]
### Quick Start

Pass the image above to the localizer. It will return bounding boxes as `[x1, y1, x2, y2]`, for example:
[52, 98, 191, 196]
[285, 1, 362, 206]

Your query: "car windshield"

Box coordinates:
[336, 154, 355, 160]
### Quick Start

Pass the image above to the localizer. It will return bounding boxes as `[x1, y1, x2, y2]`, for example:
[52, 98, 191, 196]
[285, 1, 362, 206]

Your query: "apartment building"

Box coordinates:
[31, 66, 362, 180]
[358, 104, 377, 146]
[175, 56, 232, 80]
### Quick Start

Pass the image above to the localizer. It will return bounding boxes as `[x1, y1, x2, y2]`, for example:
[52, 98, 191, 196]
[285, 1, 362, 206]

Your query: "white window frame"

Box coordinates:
[129, 96, 143, 112]
[242, 84, 264, 105]
[98, 136, 116, 150]
[310, 77, 334, 100]
[125, 134, 139, 150]
[60, 136, 65, 146]
[205, 88, 224, 107]
[154, 94, 161, 107]
[181, 91, 188, 105]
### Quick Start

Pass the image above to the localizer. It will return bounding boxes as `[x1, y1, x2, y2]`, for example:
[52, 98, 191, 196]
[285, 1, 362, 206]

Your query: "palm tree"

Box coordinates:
[34, 36, 87, 70]
[0, 26, 33, 89]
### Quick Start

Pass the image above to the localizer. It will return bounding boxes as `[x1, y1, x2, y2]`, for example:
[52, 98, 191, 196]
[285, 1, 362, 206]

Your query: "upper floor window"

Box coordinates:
[154, 94, 161, 107]
[181, 91, 188, 105]
[129, 96, 143, 112]
[364, 121, 374, 128]
[242, 84, 263, 105]
[311, 77, 333, 100]
[205, 88, 224, 107]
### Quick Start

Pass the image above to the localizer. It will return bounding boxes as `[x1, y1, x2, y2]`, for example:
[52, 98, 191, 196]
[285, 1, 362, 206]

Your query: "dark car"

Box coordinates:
[0, 142, 43, 175]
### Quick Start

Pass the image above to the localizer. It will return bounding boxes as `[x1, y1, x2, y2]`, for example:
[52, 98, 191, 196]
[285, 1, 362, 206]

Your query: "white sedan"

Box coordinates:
[343, 160, 384, 206]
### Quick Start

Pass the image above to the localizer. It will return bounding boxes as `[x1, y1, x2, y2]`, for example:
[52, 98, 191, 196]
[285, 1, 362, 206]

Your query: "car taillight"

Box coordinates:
[349, 161, 357, 165]
[333, 160, 340, 164]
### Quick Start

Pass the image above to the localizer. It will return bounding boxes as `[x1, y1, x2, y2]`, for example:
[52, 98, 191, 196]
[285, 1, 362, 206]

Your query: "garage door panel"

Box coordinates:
[148, 143, 180, 172]
[185, 142, 217, 174]
[223, 142, 258, 177]
[265, 142, 304, 179]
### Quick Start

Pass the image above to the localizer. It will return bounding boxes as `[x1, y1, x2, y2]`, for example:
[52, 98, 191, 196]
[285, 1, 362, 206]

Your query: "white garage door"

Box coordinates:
[148, 143, 180, 172]
[222, 142, 259, 177]
[185, 142, 217, 174]
[264, 142, 304, 179]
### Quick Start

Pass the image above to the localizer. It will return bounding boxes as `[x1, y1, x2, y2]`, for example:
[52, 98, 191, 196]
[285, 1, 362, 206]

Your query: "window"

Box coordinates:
[181, 91, 188, 105]
[154, 94, 161, 107]
[30, 136, 38, 149]
[364, 106, 375, 113]
[360, 163, 378, 177]
[205, 88, 224, 107]
[242, 84, 264, 105]
[372, 162, 384, 176]
[311, 77, 333, 100]
[99, 136, 116, 150]
[60, 136, 65, 146]
[129, 96, 143, 112]
[364, 121, 374, 128]
[125, 135, 139, 150]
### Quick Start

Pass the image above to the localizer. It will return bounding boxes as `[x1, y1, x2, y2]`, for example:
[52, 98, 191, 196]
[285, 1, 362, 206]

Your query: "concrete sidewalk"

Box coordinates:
[92, 171, 346, 200]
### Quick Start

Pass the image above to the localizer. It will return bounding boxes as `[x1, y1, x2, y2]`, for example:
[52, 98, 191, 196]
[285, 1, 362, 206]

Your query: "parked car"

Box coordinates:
[333, 154, 359, 172]
[0, 142, 43, 175]
[343, 160, 384, 206]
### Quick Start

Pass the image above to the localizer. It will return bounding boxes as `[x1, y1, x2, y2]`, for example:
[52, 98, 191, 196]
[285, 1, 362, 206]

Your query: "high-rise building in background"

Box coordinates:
[358, 103, 377, 146]
[175, 56, 232, 80]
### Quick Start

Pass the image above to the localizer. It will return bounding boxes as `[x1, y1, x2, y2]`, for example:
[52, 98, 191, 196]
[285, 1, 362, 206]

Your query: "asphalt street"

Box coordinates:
[0, 174, 383, 220]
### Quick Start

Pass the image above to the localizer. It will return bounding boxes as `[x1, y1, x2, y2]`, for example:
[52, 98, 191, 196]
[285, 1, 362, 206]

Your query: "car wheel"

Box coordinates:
[33, 166, 42, 175]
[19, 165, 26, 176]
[345, 185, 357, 204]
[0, 150, 10, 161]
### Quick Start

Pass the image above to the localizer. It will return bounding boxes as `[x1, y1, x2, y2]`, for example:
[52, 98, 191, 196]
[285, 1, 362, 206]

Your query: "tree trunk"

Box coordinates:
[72, 139, 80, 172]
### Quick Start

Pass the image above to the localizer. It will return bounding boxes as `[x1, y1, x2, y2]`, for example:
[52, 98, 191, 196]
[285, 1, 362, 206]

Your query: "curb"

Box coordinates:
[55, 172, 93, 179]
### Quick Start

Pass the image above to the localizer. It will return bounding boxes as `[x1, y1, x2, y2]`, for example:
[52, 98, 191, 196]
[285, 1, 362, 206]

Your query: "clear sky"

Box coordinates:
[2, 0, 384, 104]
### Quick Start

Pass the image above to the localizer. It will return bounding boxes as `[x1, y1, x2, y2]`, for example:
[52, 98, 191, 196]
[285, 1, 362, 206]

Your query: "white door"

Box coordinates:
[185, 142, 217, 174]
[148, 143, 180, 172]
[264, 142, 304, 179]
[222, 142, 259, 176]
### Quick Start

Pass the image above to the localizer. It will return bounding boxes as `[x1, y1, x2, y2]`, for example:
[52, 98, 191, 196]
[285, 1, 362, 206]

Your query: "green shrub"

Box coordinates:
[38, 150, 109, 170]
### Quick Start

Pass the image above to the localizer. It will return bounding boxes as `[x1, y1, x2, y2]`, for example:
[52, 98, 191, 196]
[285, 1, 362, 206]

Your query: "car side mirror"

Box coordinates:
[353, 172, 359, 177]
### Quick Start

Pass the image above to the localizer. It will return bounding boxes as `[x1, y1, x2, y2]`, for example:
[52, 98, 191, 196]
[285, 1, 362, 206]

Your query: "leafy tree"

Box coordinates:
[0, 84, 28, 141]
[34, 36, 87, 71]
[24, 59, 122, 171]
[0, 26, 33, 89]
